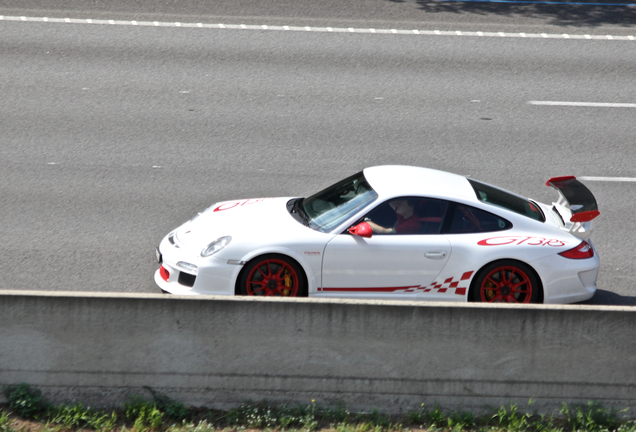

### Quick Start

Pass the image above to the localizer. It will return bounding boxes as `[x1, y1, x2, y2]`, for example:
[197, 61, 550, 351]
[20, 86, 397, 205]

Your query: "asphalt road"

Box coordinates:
[1, 1, 635, 304]
[2, 0, 636, 34]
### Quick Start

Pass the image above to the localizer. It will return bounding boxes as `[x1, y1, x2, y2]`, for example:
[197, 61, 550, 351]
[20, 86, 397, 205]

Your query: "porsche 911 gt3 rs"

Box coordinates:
[155, 166, 600, 304]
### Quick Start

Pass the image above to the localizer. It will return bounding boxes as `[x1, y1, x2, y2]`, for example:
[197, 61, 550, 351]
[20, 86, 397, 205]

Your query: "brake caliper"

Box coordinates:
[282, 270, 292, 296]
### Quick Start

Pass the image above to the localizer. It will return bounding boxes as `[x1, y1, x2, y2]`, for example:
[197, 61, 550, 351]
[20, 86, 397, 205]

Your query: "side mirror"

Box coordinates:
[348, 222, 373, 238]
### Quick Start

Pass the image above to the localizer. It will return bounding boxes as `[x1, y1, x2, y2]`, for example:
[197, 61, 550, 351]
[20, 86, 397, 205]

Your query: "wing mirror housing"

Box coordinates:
[349, 222, 372, 238]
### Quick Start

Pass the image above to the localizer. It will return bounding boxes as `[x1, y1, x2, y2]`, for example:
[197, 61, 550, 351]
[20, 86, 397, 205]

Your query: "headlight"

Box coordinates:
[201, 236, 232, 257]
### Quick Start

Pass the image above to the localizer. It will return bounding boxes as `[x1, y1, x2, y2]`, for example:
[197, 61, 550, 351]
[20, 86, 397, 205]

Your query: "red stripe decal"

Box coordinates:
[321, 270, 476, 295]
[321, 285, 420, 292]
[460, 271, 474, 280]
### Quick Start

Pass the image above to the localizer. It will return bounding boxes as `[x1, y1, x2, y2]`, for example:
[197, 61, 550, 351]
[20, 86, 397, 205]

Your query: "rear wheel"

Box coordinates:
[470, 260, 540, 303]
[238, 254, 307, 297]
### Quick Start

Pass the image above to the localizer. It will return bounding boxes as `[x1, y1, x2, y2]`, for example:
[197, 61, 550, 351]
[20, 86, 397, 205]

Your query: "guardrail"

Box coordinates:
[1, 291, 634, 414]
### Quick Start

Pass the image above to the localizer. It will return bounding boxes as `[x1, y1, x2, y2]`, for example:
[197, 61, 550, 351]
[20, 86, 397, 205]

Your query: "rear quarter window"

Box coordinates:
[447, 204, 512, 234]
[468, 179, 545, 222]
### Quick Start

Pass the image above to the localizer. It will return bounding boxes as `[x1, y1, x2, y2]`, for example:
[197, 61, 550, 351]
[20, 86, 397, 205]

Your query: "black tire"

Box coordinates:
[237, 254, 308, 297]
[470, 260, 541, 303]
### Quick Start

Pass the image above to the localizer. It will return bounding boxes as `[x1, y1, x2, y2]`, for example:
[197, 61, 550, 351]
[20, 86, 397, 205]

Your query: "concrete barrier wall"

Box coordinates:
[1, 291, 635, 415]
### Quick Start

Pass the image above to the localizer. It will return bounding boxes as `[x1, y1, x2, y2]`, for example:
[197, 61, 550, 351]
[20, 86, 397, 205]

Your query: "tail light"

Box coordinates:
[559, 241, 594, 259]
[160, 266, 170, 281]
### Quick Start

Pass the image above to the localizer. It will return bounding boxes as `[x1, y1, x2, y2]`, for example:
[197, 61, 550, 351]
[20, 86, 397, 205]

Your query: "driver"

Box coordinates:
[365, 199, 422, 234]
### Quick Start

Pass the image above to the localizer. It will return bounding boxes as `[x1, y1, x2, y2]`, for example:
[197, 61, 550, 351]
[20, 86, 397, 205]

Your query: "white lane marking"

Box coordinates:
[0, 15, 634, 40]
[580, 177, 636, 182]
[529, 101, 636, 108]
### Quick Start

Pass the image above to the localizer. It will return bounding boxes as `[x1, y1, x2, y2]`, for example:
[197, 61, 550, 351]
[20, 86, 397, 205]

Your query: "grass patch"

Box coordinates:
[3, 383, 45, 419]
[561, 401, 622, 432]
[124, 396, 164, 431]
[1, 385, 635, 432]
[47, 403, 118, 430]
[0, 411, 16, 432]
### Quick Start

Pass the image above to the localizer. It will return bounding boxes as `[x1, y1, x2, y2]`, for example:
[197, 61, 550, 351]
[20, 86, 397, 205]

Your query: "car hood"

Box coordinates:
[174, 197, 305, 250]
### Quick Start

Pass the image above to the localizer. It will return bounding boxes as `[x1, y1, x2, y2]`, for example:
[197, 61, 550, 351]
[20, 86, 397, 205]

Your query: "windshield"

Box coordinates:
[301, 172, 378, 232]
[468, 179, 545, 222]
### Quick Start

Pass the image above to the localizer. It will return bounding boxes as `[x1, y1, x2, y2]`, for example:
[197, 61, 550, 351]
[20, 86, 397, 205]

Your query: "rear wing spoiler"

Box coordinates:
[546, 176, 599, 238]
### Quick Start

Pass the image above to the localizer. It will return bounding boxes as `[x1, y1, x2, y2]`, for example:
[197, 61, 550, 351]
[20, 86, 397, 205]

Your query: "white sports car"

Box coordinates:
[155, 166, 600, 304]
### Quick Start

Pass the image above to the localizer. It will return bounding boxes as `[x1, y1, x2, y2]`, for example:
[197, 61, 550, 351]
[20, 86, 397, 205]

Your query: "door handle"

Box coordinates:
[425, 251, 447, 259]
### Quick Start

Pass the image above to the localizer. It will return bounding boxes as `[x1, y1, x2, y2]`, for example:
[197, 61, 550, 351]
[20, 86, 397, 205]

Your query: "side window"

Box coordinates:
[364, 201, 398, 229]
[447, 204, 511, 234]
[415, 198, 448, 234]
[361, 197, 448, 235]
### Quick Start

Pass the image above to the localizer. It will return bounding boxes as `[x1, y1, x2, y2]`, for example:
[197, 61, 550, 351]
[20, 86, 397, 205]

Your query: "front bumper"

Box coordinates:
[154, 236, 241, 295]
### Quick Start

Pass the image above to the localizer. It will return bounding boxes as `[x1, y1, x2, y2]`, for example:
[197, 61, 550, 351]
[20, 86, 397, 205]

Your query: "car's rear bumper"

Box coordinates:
[534, 250, 599, 304]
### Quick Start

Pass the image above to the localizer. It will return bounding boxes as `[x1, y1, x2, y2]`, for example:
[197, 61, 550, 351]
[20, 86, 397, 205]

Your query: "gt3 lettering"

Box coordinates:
[477, 236, 566, 247]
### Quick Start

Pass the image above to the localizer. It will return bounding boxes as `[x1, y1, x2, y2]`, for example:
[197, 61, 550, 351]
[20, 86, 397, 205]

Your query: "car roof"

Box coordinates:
[362, 165, 477, 201]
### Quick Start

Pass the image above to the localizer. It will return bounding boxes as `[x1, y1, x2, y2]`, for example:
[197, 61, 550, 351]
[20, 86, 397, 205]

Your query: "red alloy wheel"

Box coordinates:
[245, 258, 300, 297]
[479, 265, 534, 303]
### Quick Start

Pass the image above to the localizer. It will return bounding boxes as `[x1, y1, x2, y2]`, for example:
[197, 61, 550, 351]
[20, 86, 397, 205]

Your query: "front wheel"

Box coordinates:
[238, 254, 307, 297]
[470, 260, 540, 303]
